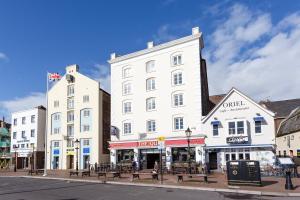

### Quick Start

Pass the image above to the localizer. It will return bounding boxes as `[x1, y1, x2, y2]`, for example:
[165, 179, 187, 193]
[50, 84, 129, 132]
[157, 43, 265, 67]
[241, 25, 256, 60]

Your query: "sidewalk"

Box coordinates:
[1, 170, 300, 197]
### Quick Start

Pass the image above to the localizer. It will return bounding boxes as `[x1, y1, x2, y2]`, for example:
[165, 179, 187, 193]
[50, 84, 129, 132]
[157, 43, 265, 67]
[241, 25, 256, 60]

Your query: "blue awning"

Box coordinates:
[211, 120, 220, 125]
[253, 116, 264, 121]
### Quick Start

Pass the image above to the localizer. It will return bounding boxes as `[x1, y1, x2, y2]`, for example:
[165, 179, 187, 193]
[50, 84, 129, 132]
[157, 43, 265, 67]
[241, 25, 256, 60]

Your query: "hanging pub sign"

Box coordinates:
[227, 160, 262, 186]
[226, 136, 248, 144]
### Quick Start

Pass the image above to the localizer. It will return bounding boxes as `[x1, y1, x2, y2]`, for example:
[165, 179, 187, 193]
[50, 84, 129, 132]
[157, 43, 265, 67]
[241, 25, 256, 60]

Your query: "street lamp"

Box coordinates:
[31, 144, 35, 171]
[13, 145, 18, 172]
[75, 139, 80, 172]
[185, 127, 192, 174]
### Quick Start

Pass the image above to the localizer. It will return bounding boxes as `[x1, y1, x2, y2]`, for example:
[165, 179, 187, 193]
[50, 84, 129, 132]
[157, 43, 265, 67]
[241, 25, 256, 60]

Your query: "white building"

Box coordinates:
[46, 65, 110, 170]
[109, 27, 210, 170]
[202, 88, 276, 170]
[11, 106, 46, 169]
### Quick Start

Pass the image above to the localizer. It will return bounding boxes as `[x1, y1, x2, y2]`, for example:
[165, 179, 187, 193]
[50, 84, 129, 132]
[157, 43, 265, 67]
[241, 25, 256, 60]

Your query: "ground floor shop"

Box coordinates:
[11, 151, 44, 169]
[205, 145, 276, 171]
[109, 137, 205, 170]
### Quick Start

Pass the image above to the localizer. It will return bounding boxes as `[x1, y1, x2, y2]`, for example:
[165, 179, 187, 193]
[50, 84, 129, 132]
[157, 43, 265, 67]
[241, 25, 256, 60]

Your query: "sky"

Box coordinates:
[0, 0, 300, 121]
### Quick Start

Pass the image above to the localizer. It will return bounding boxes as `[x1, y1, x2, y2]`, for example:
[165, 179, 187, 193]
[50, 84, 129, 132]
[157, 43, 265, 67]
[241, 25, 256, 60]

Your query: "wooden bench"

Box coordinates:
[177, 174, 208, 183]
[28, 169, 44, 175]
[97, 172, 121, 182]
[81, 170, 90, 177]
[69, 171, 79, 177]
[131, 172, 158, 181]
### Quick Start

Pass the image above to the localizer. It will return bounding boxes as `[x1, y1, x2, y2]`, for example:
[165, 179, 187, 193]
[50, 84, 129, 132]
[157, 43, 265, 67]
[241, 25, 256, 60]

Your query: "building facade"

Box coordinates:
[276, 107, 300, 164]
[46, 65, 110, 170]
[202, 88, 276, 170]
[10, 106, 46, 169]
[0, 119, 11, 168]
[109, 27, 209, 170]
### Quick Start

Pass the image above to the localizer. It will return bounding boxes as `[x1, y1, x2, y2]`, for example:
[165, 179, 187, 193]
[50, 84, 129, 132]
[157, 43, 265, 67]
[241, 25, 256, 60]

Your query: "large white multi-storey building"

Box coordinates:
[11, 106, 46, 169]
[46, 65, 110, 170]
[109, 27, 211, 170]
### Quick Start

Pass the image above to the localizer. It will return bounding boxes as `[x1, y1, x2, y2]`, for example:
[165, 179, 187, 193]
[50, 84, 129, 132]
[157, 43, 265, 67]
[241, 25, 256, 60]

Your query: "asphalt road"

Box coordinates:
[0, 177, 298, 200]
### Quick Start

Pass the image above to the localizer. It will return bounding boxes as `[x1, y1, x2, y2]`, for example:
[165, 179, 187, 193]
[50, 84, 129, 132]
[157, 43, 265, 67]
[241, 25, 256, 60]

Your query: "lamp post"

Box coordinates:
[31, 144, 35, 171]
[185, 127, 192, 174]
[14, 145, 18, 172]
[75, 139, 80, 172]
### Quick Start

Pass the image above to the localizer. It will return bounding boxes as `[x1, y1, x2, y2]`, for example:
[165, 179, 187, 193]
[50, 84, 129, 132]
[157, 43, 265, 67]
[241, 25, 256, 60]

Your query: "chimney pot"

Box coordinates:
[192, 27, 200, 35]
[110, 53, 116, 60]
[147, 41, 154, 49]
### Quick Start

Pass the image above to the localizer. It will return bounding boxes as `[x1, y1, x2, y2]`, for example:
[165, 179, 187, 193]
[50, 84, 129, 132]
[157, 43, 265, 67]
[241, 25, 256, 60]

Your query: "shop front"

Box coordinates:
[109, 137, 205, 170]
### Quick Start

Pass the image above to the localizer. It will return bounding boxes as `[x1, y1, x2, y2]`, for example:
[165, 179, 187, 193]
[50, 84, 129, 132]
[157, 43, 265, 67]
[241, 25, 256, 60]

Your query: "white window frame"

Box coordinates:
[13, 132, 17, 139]
[123, 67, 131, 78]
[67, 98, 74, 109]
[22, 117, 26, 125]
[173, 93, 184, 107]
[67, 111, 74, 123]
[147, 120, 156, 132]
[123, 82, 132, 95]
[83, 95, 89, 103]
[31, 115, 36, 123]
[212, 124, 219, 136]
[146, 60, 155, 73]
[146, 78, 156, 91]
[83, 110, 90, 117]
[67, 84, 75, 96]
[255, 120, 262, 134]
[174, 116, 184, 131]
[146, 97, 156, 111]
[123, 122, 132, 135]
[21, 131, 26, 138]
[82, 125, 90, 132]
[54, 100, 59, 108]
[172, 54, 183, 66]
[173, 71, 183, 86]
[30, 129, 35, 137]
[123, 101, 132, 114]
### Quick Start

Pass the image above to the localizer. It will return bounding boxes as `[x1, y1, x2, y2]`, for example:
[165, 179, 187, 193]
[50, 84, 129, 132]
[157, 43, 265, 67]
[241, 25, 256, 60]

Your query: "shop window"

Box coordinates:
[278, 151, 281, 157]
[231, 154, 236, 160]
[283, 150, 287, 157]
[238, 153, 244, 160]
[225, 154, 230, 162]
[228, 122, 236, 135]
[212, 124, 219, 136]
[117, 149, 134, 162]
[245, 153, 250, 160]
[172, 147, 195, 162]
[255, 121, 262, 133]
[290, 150, 294, 157]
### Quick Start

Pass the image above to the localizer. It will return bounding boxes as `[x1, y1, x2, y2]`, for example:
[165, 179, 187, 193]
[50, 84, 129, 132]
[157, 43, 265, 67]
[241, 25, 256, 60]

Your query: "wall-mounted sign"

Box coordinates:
[220, 101, 250, 113]
[53, 149, 60, 155]
[17, 140, 29, 143]
[83, 147, 90, 154]
[226, 136, 248, 144]
[138, 141, 158, 147]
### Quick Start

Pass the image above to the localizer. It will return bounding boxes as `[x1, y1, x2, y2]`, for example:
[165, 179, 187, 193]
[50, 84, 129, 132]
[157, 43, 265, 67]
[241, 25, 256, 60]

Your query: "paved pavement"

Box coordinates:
[0, 177, 299, 200]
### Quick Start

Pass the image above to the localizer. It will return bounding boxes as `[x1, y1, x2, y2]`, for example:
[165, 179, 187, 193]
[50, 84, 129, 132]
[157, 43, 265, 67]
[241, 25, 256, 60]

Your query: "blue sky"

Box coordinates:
[1, 0, 300, 120]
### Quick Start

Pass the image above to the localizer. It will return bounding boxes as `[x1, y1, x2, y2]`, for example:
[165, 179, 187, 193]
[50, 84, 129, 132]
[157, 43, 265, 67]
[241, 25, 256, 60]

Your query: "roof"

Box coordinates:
[209, 94, 226, 106]
[277, 106, 300, 137]
[260, 98, 300, 118]
[108, 32, 203, 64]
[202, 88, 275, 123]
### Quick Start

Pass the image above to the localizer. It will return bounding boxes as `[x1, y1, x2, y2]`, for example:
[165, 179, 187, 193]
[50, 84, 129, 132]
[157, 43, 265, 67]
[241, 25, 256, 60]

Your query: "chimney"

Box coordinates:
[66, 64, 79, 74]
[110, 53, 116, 60]
[192, 27, 200, 35]
[147, 41, 154, 49]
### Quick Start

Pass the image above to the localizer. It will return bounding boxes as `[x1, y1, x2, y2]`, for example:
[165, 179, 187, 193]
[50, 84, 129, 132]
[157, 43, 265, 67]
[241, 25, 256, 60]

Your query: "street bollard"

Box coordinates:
[285, 171, 294, 190]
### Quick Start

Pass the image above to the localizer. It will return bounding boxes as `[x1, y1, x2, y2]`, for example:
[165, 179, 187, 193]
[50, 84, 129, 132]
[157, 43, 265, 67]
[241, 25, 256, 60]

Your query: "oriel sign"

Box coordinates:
[220, 101, 249, 113]
[226, 136, 248, 144]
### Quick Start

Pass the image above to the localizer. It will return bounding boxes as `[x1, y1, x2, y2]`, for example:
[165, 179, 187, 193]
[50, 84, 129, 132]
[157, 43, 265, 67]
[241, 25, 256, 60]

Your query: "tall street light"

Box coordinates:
[185, 127, 192, 174]
[75, 139, 80, 172]
[14, 145, 18, 172]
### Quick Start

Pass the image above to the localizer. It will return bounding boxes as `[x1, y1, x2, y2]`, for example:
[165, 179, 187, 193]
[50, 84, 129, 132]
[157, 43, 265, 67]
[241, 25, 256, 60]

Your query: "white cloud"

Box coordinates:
[90, 64, 111, 93]
[205, 4, 300, 101]
[0, 52, 8, 61]
[0, 92, 45, 121]
[153, 24, 178, 43]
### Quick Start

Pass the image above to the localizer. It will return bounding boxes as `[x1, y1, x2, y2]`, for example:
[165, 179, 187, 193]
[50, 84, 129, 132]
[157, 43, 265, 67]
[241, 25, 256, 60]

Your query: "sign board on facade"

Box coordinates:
[53, 149, 60, 155]
[226, 136, 248, 144]
[157, 136, 165, 150]
[138, 141, 158, 147]
[83, 148, 90, 154]
[220, 101, 250, 113]
[226, 160, 261, 186]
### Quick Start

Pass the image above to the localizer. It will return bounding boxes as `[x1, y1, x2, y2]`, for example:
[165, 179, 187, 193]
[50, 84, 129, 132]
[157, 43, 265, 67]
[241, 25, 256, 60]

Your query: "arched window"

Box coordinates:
[146, 60, 155, 73]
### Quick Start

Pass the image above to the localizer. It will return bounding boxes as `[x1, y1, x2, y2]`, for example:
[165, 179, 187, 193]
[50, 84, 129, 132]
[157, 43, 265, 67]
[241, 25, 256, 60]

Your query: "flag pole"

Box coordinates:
[43, 72, 49, 176]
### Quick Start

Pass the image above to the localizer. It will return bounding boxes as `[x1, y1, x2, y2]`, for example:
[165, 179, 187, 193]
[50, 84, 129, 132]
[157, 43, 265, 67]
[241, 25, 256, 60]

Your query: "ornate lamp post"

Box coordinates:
[185, 127, 192, 174]
[75, 139, 80, 172]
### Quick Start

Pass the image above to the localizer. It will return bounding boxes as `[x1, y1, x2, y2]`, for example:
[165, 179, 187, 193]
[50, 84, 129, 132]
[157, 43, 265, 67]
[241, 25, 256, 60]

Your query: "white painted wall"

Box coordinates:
[110, 32, 204, 143]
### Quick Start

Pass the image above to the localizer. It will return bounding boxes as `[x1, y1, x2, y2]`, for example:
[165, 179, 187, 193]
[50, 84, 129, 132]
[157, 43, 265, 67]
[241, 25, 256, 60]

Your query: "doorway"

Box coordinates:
[83, 155, 90, 169]
[67, 155, 74, 169]
[53, 156, 59, 169]
[146, 154, 160, 169]
[209, 152, 218, 170]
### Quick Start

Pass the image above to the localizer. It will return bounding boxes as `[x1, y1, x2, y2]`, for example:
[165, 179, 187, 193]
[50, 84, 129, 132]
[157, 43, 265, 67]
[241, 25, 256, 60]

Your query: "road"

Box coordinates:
[0, 177, 298, 200]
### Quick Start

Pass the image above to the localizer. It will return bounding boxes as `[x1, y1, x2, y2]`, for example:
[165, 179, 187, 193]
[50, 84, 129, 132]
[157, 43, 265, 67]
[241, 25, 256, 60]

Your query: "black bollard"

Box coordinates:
[285, 171, 294, 190]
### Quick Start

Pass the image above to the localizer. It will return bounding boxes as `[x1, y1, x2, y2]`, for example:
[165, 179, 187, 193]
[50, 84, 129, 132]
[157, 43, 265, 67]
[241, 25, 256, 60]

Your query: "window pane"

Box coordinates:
[228, 122, 235, 134]
[237, 121, 244, 134]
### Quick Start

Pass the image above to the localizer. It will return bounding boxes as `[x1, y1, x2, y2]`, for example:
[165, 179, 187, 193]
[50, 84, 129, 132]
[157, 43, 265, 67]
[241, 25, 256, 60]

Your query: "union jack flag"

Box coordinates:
[48, 73, 61, 81]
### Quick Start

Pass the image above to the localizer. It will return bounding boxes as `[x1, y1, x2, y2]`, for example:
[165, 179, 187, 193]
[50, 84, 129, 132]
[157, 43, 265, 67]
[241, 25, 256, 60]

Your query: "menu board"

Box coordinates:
[226, 160, 262, 186]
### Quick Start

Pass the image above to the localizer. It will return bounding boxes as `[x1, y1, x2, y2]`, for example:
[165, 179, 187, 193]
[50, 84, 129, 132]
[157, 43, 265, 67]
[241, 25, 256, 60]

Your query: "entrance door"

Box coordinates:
[53, 156, 59, 169]
[67, 155, 74, 169]
[146, 154, 160, 169]
[209, 152, 218, 170]
[83, 155, 90, 169]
